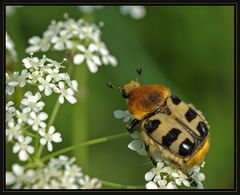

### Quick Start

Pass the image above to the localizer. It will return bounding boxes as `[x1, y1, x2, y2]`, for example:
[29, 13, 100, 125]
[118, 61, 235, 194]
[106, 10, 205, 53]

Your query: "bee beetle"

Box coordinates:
[107, 68, 210, 186]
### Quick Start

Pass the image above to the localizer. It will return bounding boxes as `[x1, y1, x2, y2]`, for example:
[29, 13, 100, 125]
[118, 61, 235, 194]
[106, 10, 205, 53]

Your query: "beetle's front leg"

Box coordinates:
[127, 119, 140, 133]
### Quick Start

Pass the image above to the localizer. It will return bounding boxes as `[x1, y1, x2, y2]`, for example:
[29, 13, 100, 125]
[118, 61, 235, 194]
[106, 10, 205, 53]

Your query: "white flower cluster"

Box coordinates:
[119, 6, 146, 20]
[6, 55, 78, 104]
[114, 109, 206, 189]
[6, 92, 62, 161]
[6, 155, 102, 189]
[78, 6, 146, 20]
[6, 32, 17, 61]
[145, 161, 206, 189]
[26, 16, 117, 73]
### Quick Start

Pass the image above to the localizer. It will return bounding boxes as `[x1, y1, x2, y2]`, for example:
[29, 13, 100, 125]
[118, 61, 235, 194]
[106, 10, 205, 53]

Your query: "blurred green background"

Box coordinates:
[6, 5, 234, 189]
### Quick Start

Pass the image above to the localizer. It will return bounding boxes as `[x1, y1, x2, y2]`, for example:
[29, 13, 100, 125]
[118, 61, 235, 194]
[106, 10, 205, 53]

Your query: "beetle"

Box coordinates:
[108, 68, 210, 185]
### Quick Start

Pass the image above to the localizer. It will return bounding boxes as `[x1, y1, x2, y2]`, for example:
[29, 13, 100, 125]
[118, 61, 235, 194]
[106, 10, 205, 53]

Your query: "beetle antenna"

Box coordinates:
[107, 82, 122, 91]
[136, 67, 142, 81]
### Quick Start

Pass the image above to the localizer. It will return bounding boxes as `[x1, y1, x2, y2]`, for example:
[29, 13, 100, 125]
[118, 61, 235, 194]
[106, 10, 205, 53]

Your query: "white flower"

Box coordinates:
[56, 81, 77, 104]
[128, 139, 147, 156]
[74, 44, 101, 73]
[146, 181, 159, 189]
[27, 111, 48, 131]
[18, 69, 29, 87]
[114, 110, 132, 123]
[20, 91, 45, 113]
[79, 175, 102, 189]
[102, 53, 117, 66]
[6, 70, 29, 95]
[51, 30, 73, 50]
[6, 120, 22, 142]
[38, 75, 56, 96]
[27, 70, 43, 84]
[39, 126, 62, 152]
[120, 6, 146, 19]
[26, 36, 51, 53]
[78, 24, 100, 42]
[45, 68, 62, 82]
[16, 109, 28, 124]
[6, 164, 35, 189]
[22, 56, 40, 69]
[69, 80, 78, 92]
[6, 32, 17, 60]
[78, 6, 103, 13]
[13, 135, 34, 161]
[171, 170, 190, 187]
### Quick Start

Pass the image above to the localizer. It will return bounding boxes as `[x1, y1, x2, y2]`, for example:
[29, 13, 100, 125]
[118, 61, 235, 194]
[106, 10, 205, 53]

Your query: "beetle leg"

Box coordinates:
[180, 168, 198, 187]
[127, 119, 140, 133]
[187, 171, 198, 187]
[145, 144, 157, 166]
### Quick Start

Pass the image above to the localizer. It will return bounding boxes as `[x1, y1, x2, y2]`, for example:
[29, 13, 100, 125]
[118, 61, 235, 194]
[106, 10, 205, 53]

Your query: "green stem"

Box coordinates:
[101, 180, 144, 189]
[41, 132, 128, 163]
[72, 64, 89, 169]
[36, 100, 61, 159]
[47, 100, 61, 128]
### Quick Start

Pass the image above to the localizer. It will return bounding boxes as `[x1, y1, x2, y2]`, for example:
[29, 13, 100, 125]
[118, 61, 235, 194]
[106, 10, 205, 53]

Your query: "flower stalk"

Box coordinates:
[41, 132, 129, 163]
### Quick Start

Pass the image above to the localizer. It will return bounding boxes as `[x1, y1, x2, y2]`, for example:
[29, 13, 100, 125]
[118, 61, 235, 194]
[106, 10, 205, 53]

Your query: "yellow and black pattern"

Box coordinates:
[141, 95, 209, 158]
[167, 96, 209, 139]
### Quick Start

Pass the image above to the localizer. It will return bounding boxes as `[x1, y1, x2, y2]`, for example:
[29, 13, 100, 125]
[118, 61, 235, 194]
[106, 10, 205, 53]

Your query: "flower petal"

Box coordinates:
[52, 132, 62, 143]
[39, 112, 48, 120]
[40, 138, 47, 145]
[59, 95, 64, 104]
[145, 171, 154, 181]
[128, 140, 141, 151]
[166, 181, 177, 189]
[48, 126, 55, 134]
[86, 59, 98, 73]
[92, 55, 101, 65]
[73, 54, 84, 65]
[65, 95, 77, 104]
[47, 142, 53, 152]
[12, 164, 24, 176]
[12, 144, 20, 153]
[27, 146, 35, 154]
[19, 150, 28, 161]
[146, 181, 158, 189]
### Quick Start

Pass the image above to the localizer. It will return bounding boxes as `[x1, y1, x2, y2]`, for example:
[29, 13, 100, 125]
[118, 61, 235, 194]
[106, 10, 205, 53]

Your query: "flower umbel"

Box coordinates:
[6, 155, 102, 189]
[26, 16, 118, 73]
